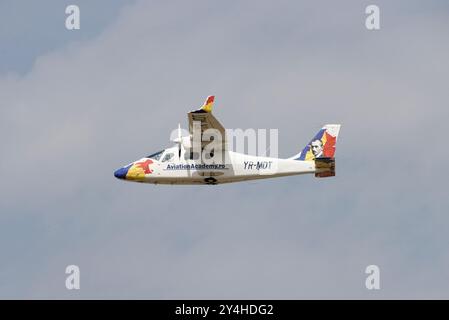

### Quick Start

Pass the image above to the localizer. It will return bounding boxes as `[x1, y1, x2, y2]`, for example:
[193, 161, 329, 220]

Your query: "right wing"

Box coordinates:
[187, 96, 227, 151]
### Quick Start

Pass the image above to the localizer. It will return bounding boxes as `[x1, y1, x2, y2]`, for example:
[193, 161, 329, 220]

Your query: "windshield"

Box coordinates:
[147, 150, 164, 161]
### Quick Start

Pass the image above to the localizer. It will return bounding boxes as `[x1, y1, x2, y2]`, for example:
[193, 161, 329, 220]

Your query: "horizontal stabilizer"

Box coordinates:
[315, 157, 335, 178]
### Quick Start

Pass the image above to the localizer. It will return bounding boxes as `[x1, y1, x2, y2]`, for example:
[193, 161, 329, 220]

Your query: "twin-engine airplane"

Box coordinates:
[114, 96, 341, 185]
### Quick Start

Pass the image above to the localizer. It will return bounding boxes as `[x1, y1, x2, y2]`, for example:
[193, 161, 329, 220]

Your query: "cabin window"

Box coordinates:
[162, 153, 174, 162]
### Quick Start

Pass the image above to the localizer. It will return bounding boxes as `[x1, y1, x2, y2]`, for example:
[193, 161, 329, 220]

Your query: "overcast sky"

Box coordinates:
[1, 0, 448, 299]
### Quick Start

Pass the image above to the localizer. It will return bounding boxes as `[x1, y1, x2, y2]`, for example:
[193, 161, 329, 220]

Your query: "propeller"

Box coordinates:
[177, 123, 182, 158]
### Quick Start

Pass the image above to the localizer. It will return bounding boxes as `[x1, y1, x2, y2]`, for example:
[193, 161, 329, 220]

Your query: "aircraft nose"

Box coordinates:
[114, 167, 129, 180]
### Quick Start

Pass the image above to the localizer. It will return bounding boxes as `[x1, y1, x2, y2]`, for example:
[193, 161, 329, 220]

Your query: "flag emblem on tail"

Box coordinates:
[200, 95, 215, 113]
[296, 124, 341, 161]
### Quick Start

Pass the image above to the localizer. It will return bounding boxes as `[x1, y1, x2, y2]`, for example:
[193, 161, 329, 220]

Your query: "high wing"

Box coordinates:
[188, 96, 227, 151]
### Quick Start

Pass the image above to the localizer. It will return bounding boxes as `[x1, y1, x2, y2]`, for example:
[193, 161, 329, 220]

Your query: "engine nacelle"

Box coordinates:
[181, 136, 192, 149]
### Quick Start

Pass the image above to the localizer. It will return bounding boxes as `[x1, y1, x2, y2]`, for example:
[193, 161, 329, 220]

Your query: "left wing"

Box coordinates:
[188, 96, 227, 151]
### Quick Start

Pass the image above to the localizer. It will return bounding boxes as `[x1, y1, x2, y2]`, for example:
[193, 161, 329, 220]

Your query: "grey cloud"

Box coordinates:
[0, 0, 448, 298]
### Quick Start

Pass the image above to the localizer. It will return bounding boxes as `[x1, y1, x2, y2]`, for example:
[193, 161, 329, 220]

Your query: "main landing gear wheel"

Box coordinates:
[204, 177, 217, 185]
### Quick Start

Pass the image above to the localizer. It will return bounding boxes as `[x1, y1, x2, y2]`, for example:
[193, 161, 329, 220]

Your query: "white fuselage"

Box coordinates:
[119, 148, 316, 185]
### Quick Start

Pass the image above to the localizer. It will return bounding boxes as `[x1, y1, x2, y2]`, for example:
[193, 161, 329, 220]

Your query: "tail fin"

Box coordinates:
[200, 95, 215, 113]
[290, 124, 341, 178]
[292, 124, 341, 161]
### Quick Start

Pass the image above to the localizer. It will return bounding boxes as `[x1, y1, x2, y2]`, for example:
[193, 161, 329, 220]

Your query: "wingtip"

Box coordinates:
[205, 95, 215, 104]
[201, 95, 215, 112]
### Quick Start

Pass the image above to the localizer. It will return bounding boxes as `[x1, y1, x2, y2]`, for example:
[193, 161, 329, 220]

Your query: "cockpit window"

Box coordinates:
[147, 150, 164, 161]
[161, 153, 174, 162]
